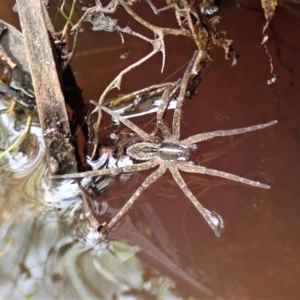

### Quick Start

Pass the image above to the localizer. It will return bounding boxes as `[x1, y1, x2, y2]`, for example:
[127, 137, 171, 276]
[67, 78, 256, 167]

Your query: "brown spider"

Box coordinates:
[51, 53, 276, 238]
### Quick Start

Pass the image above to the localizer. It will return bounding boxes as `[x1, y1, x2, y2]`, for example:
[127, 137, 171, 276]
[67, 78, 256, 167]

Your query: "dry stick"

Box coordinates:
[122, 0, 191, 69]
[121, 2, 191, 38]
[103, 82, 174, 107]
[16, 0, 77, 174]
[41, 1, 56, 39]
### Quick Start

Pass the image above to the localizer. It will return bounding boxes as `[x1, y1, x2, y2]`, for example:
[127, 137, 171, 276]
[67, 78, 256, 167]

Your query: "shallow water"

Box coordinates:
[1, 0, 300, 299]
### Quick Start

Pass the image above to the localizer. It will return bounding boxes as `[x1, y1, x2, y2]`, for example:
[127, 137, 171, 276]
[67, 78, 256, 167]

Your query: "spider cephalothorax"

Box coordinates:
[127, 141, 192, 162]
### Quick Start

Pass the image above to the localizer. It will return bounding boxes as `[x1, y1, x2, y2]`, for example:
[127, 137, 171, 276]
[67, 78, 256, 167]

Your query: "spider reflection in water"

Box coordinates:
[51, 53, 277, 238]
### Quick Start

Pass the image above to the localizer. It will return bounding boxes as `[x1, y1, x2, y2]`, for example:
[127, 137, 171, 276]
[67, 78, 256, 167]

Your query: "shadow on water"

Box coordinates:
[1, 0, 300, 299]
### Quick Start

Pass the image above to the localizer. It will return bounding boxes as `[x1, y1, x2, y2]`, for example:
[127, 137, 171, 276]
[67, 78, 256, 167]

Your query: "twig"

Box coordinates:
[16, 0, 77, 175]
[103, 82, 174, 107]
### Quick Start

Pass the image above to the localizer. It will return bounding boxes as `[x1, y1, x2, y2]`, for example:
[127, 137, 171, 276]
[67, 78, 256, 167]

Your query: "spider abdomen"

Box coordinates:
[159, 142, 189, 161]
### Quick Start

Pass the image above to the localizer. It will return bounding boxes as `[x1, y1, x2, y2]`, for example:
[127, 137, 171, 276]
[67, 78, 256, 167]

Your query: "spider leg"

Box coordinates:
[172, 50, 199, 139]
[155, 81, 181, 137]
[50, 159, 158, 179]
[181, 120, 278, 145]
[103, 164, 167, 233]
[178, 162, 271, 189]
[169, 166, 224, 237]
[152, 32, 166, 73]
[91, 100, 156, 142]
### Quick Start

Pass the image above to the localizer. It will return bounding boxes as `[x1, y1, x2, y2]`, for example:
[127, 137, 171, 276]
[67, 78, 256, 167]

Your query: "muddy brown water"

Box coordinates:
[1, 0, 300, 299]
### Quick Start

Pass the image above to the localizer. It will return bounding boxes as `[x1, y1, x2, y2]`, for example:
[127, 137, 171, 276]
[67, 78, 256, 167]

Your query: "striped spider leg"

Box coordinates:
[51, 51, 277, 238]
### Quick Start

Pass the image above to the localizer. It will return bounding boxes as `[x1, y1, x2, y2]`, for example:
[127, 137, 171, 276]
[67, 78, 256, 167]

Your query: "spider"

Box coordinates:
[51, 52, 277, 238]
